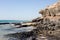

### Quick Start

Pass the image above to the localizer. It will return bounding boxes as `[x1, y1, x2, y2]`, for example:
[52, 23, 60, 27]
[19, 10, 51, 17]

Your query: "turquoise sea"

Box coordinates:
[0, 20, 30, 23]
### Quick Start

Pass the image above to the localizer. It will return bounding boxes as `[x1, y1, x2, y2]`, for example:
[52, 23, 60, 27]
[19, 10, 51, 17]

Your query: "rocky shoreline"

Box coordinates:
[1, 1, 60, 40]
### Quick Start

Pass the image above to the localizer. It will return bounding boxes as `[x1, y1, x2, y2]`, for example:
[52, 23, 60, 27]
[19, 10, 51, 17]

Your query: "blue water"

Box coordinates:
[0, 20, 33, 35]
[0, 20, 30, 23]
[0, 20, 35, 40]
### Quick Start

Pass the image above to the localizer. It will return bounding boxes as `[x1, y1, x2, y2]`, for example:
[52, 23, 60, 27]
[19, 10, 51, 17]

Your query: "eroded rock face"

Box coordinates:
[39, 2, 60, 16]
[32, 2, 60, 39]
[39, 2, 60, 22]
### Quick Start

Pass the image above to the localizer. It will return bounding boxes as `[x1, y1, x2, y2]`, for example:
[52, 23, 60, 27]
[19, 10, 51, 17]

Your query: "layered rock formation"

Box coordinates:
[32, 2, 60, 39]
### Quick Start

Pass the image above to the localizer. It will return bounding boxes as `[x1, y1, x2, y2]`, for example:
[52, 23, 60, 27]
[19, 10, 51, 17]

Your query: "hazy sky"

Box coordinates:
[0, 0, 57, 20]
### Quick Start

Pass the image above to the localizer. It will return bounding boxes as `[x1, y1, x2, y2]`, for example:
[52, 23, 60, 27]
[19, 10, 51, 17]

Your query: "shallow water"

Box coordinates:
[0, 24, 36, 40]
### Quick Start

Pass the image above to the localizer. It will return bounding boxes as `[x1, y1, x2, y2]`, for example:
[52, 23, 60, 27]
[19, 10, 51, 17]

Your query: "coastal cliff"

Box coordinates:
[4, 1, 60, 40]
[31, 1, 60, 39]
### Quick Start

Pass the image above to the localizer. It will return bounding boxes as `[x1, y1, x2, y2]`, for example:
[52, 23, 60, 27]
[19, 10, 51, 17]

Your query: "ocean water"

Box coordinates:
[0, 20, 35, 40]
[0, 24, 35, 36]
[0, 20, 30, 23]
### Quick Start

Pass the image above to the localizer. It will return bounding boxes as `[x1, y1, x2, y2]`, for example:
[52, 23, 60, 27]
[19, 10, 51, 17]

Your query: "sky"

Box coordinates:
[0, 0, 57, 20]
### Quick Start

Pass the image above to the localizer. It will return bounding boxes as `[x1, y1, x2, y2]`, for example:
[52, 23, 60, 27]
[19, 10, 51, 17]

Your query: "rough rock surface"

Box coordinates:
[32, 1, 60, 40]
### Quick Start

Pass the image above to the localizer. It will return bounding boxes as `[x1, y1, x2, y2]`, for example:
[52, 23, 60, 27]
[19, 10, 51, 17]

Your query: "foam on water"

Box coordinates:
[0, 24, 35, 35]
